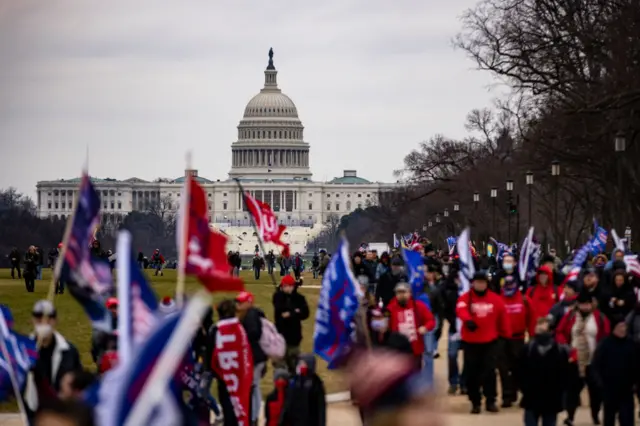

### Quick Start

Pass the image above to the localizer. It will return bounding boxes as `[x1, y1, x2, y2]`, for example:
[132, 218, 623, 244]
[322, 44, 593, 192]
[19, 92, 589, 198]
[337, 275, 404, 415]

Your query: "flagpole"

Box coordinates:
[124, 291, 213, 426]
[233, 178, 278, 287]
[176, 152, 192, 308]
[0, 329, 30, 426]
[116, 230, 133, 366]
[47, 204, 78, 303]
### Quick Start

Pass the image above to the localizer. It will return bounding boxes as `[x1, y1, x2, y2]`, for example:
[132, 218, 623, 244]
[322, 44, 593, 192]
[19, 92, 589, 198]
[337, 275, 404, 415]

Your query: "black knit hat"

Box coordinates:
[577, 290, 593, 304]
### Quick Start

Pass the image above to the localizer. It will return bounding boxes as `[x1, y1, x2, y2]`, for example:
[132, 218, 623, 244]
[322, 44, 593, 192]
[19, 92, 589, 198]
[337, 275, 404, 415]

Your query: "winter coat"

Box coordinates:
[265, 379, 288, 426]
[625, 308, 640, 345]
[526, 266, 563, 332]
[555, 309, 610, 347]
[272, 289, 310, 346]
[440, 278, 461, 332]
[491, 269, 521, 294]
[375, 271, 407, 308]
[600, 282, 636, 320]
[279, 355, 326, 426]
[456, 290, 511, 344]
[547, 297, 577, 330]
[592, 334, 638, 395]
[516, 338, 570, 414]
[387, 297, 435, 356]
[240, 307, 267, 365]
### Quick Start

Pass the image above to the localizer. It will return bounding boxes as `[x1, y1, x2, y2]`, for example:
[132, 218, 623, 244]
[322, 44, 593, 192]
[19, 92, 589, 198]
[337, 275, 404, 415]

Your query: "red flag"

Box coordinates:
[211, 318, 253, 426]
[182, 177, 244, 292]
[242, 192, 290, 257]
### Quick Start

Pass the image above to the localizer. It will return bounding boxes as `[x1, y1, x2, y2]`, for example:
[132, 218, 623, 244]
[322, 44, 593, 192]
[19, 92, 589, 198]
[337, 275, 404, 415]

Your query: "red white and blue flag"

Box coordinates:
[313, 237, 362, 369]
[59, 172, 113, 332]
[0, 305, 38, 403]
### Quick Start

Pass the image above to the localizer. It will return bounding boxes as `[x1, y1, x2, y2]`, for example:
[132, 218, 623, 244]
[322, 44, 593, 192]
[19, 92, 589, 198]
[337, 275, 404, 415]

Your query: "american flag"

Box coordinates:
[128, 253, 159, 345]
[624, 255, 640, 278]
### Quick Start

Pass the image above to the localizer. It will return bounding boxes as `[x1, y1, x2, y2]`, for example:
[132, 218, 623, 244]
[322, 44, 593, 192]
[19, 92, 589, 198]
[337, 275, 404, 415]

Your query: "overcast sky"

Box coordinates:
[0, 0, 498, 197]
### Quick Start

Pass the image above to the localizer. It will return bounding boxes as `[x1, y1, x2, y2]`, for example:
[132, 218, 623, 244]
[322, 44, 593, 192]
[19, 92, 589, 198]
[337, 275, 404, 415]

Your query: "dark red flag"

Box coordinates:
[181, 177, 244, 292]
[242, 192, 290, 257]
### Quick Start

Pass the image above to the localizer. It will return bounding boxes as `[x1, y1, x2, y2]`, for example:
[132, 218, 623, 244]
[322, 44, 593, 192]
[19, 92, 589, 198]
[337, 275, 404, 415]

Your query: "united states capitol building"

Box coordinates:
[36, 50, 399, 254]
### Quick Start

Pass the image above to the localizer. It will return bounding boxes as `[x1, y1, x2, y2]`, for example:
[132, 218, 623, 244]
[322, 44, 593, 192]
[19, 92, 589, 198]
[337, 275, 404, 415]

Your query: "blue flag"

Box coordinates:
[60, 173, 114, 332]
[0, 305, 38, 402]
[402, 248, 426, 299]
[313, 237, 363, 369]
[589, 225, 608, 256]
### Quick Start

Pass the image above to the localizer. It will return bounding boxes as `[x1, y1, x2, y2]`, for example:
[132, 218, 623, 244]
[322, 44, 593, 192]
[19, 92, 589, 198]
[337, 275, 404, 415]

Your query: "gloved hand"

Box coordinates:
[465, 320, 478, 332]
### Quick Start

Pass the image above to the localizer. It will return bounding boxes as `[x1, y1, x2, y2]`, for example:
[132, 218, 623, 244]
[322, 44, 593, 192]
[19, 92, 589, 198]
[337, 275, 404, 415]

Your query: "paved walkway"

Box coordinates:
[0, 358, 600, 426]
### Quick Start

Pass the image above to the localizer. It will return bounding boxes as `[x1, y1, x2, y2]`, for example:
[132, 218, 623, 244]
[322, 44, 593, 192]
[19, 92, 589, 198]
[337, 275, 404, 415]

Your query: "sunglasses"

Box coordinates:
[32, 312, 55, 319]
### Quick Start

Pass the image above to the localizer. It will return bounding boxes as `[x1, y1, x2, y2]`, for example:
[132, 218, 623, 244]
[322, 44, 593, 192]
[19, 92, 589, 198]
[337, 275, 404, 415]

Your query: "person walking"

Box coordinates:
[555, 290, 609, 426]
[9, 246, 21, 279]
[592, 318, 637, 426]
[517, 316, 570, 426]
[272, 275, 310, 374]
[23, 246, 39, 292]
[456, 271, 511, 414]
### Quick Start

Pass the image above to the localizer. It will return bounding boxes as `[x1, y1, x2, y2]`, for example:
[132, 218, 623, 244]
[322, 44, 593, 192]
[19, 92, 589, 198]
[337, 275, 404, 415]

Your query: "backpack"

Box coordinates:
[259, 318, 286, 359]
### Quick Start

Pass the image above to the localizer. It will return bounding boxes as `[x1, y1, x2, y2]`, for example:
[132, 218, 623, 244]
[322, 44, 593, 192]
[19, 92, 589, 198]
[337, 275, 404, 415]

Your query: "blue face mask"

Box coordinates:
[503, 262, 514, 272]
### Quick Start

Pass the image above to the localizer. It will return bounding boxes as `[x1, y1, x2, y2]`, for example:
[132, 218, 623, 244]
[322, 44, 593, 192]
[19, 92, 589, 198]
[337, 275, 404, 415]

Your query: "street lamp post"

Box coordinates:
[473, 191, 480, 210]
[491, 187, 497, 238]
[453, 202, 460, 233]
[526, 171, 534, 228]
[615, 133, 626, 231]
[506, 180, 514, 244]
[551, 160, 561, 252]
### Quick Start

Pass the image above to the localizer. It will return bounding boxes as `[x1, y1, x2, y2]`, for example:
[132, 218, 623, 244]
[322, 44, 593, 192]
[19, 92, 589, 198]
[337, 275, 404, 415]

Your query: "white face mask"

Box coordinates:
[35, 323, 53, 338]
[503, 262, 514, 271]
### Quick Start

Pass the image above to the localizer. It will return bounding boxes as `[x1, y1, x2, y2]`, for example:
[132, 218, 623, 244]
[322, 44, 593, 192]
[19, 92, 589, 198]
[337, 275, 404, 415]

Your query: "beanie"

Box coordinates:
[158, 296, 177, 315]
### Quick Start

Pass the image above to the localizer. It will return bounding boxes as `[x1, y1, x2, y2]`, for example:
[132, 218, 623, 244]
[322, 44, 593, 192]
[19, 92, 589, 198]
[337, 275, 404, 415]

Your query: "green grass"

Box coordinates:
[0, 268, 343, 412]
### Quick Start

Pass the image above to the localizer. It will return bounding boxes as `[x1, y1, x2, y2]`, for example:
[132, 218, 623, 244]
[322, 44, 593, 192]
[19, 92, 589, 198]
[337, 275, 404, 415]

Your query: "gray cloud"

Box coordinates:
[0, 0, 497, 196]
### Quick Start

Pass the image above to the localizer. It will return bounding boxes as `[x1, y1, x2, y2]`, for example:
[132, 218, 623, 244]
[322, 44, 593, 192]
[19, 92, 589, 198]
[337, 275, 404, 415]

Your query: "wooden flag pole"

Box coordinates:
[233, 178, 278, 287]
[175, 152, 192, 308]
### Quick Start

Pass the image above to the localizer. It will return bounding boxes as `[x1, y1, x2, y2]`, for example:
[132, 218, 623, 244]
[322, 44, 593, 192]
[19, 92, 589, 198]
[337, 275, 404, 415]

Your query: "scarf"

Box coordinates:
[573, 313, 590, 378]
[211, 318, 253, 426]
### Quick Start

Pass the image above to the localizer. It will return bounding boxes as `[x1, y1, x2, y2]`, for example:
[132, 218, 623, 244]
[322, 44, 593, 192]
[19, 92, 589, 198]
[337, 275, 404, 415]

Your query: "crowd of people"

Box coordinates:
[7, 236, 640, 426]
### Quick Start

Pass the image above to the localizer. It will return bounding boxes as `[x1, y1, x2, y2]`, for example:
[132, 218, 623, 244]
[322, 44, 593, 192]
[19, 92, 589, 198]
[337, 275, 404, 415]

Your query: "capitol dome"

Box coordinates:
[229, 49, 311, 181]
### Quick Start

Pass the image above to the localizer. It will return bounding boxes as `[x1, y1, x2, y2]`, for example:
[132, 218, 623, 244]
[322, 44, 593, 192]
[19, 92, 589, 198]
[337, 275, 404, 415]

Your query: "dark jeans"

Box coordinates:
[10, 263, 21, 279]
[565, 364, 601, 422]
[497, 337, 524, 403]
[24, 272, 35, 292]
[253, 268, 260, 280]
[463, 340, 497, 407]
[524, 410, 556, 426]
[56, 279, 65, 294]
[603, 394, 634, 426]
[447, 332, 464, 388]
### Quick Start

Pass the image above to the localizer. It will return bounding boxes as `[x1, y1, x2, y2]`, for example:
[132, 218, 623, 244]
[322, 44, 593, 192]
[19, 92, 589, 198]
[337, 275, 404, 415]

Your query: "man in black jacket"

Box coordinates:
[375, 257, 407, 308]
[490, 253, 520, 294]
[273, 275, 310, 374]
[9, 247, 21, 279]
[24, 246, 39, 292]
[441, 269, 466, 394]
[516, 316, 570, 426]
[592, 318, 637, 426]
[236, 291, 266, 426]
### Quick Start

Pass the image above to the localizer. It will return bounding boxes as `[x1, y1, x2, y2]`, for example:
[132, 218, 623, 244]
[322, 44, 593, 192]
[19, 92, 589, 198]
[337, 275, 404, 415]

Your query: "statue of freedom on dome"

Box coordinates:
[267, 47, 275, 69]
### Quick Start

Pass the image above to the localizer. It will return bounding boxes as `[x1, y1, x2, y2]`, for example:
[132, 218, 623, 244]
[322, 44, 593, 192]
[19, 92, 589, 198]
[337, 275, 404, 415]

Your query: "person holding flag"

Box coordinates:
[456, 271, 511, 414]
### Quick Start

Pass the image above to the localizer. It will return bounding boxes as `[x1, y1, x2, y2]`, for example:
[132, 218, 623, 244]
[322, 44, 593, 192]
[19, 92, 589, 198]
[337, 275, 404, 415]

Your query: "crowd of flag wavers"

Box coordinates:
[2, 170, 640, 426]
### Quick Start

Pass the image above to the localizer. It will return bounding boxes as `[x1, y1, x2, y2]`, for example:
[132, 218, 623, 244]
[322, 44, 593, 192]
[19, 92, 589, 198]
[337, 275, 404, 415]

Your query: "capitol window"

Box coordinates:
[118, 192, 122, 196]
[367, 194, 371, 198]
[223, 202, 228, 210]
[336, 194, 340, 198]
[358, 194, 362, 198]
[118, 202, 122, 209]
[336, 203, 340, 211]
[69, 202, 73, 210]
[54, 202, 59, 209]
[48, 192, 51, 196]
[308, 202, 312, 210]
[223, 193, 227, 197]
[327, 194, 331, 198]
[326, 203, 331, 211]
[347, 201, 351, 210]
[62, 202, 66, 209]
[54, 190, 59, 196]
[358, 203, 362, 209]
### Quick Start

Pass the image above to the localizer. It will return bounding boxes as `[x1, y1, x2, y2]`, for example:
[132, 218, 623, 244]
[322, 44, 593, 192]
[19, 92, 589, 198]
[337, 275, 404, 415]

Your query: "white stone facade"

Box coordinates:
[35, 50, 399, 237]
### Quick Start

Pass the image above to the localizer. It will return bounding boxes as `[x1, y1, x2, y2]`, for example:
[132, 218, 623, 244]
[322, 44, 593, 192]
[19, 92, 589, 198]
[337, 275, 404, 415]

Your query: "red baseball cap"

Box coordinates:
[106, 298, 118, 309]
[235, 291, 254, 304]
[280, 275, 296, 287]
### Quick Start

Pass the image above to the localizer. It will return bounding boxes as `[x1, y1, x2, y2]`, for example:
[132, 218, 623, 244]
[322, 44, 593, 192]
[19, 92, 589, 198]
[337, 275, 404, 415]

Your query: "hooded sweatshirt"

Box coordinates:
[526, 265, 563, 328]
[387, 297, 436, 356]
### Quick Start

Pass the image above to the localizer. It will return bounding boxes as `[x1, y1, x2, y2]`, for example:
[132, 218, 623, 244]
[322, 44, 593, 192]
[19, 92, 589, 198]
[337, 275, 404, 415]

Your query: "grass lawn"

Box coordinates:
[0, 268, 343, 412]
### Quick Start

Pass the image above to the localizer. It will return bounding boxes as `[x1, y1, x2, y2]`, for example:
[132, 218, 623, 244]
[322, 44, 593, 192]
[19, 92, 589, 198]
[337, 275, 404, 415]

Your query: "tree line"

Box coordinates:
[324, 0, 640, 253]
[0, 188, 178, 266]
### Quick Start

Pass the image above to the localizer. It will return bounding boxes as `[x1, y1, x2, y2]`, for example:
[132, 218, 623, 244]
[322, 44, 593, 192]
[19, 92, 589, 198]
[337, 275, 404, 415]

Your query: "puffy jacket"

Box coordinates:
[456, 290, 511, 344]
[555, 309, 610, 347]
[526, 266, 563, 333]
[387, 297, 435, 356]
